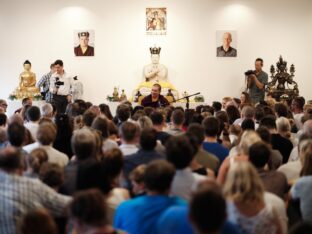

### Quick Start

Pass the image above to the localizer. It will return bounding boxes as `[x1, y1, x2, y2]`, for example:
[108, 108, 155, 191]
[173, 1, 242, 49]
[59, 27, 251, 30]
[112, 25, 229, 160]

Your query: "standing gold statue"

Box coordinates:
[13, 60, 40, 99]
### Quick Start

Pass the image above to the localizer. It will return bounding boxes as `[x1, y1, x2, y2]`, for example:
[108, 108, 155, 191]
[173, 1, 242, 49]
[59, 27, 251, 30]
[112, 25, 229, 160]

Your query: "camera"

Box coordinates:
[244, 70, 256, 76]
[55, 77, 64, 87]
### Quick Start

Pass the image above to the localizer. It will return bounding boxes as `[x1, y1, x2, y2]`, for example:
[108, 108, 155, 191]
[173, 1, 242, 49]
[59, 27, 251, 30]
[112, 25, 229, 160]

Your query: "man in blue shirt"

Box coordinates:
[114, 160, 186, 234]
[202, 117, 229, 163]
[157, 182, 241, 234]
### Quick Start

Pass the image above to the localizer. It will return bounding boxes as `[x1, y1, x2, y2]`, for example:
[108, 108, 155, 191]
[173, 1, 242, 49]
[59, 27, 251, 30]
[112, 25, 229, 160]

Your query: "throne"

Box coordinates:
[266, 56, 299, 101]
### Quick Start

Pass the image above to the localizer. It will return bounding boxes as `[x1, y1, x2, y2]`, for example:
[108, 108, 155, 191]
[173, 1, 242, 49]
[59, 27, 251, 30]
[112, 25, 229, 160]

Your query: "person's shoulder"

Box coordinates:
[23, 142, 39, 153]
[264, 191, 284, 205]
[296, 175, 312, 185]
[170, 196, 188, 205]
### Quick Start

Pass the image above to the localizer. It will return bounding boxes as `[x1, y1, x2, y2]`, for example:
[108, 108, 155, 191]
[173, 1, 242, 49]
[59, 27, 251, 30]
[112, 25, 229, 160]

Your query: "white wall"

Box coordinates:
[0, 0, 312, 105]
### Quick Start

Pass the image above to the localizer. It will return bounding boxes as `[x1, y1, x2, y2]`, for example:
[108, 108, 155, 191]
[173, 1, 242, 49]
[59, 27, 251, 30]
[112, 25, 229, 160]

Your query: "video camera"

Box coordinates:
[244, 70, 256, 76]
[55, 77, 64, 87]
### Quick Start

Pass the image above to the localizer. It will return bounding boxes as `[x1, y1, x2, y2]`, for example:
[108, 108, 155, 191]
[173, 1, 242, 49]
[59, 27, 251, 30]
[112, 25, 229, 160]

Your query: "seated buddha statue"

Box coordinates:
[14, 60, 40, 99]
[132, 46, 179, 101]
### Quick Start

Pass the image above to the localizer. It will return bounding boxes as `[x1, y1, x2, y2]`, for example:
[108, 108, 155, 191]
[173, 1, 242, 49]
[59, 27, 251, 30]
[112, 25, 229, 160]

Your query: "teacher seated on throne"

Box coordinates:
[141, 84, 170, 108]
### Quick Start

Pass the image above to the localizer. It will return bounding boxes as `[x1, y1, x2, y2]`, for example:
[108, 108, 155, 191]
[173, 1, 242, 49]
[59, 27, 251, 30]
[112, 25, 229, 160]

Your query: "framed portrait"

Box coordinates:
[146, 8, 167, 35]
[74, 30, 95, 56]
[216, 30, 237, 57]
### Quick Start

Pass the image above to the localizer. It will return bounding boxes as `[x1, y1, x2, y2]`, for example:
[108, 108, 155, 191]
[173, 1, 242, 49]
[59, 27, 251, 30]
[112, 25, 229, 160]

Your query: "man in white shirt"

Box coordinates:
[23, 122, 69, 167]
[119, 121, 140, 156]
[166, 135, 208, 201]
[50, 60, 73, 114]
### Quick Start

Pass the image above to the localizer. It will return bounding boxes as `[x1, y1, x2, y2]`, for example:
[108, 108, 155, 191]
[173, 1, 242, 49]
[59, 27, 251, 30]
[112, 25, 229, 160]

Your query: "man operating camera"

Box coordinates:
[245, 58, 268, 104]
[49, 60, 73, 114]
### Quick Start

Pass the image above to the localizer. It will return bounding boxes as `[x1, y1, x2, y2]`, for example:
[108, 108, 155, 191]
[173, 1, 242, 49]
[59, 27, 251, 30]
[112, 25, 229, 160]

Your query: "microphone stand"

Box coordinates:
[167, 92, 201, 110]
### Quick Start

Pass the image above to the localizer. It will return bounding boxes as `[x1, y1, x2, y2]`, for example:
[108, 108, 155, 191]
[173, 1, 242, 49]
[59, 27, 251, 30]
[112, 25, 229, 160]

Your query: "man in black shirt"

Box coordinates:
[141, 84, 169, 108]
[259, 115, 293, 163]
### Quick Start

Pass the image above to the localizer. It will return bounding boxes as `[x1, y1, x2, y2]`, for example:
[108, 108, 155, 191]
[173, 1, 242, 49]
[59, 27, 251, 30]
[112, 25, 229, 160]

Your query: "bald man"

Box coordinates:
[216, 32, 237, 57]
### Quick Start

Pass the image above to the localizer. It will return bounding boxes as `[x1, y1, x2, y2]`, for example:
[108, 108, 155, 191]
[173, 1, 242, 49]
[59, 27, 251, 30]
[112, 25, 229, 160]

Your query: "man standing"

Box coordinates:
[247, 58, 268, 104]
[216, 32, 237, 57]
[141, 84, 169, 108]
[37, 63, 55, 102]
[49, 60, 73, 114]
[74, 32, 94, 56]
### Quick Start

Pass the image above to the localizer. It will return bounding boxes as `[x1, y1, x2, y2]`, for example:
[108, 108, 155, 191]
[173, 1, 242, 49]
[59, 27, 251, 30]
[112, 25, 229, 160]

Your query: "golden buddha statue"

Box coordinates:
[13, 60, 41, 99]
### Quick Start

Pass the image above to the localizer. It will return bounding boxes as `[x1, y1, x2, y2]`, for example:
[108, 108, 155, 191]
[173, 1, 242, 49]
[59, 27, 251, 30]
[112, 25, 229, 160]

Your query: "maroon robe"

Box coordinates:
[74, 46, 94, 56]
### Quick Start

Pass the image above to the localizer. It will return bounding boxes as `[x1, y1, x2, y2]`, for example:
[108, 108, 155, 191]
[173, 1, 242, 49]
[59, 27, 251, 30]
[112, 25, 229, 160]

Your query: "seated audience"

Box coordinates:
[24, 148, 48, 178]
[62, 128, 96, 195]
[82, 109, 97, 128]
[129, 165, 147, 197]
[249, 142, 289, 199]
[40, 103, 54, 119]
[202, 117, 229, 163]
[289, 221, 312, 234]
[39, 162, 64, 192]
[19, 208, 58, 234]
[276, 116, 296, 146]
[157, 181, 241, 234]
[76, 148, 130, 224]
[226, 105, 241, 125]
[124, 128, 164, 179]
[233, 106, 255, 126]
[23, 122, 69, 167]
[99, 103, 113, 120]
[69, 189, 126, 234]
[278, 137, 312, 183]
[166, 109, 184, 136]
[166, 135, 207, 201]
[0, 147, 71, 234]
[91, 116, 118, 154]
[14, 97, 32, 114]
[7, 122, 29, 167]
[115, 104, 131, 127]
[260, 115, 293, 163]
[150, 110, 171, 145]
[119, 121, 140, 156]
[291, 97, 305, 131]
[187, 123, 220, 173]
[24, 106, 41, 141]
[256, 126, 283, 170]
[114, 160, 186, 234]
[224, 161, 286, 234]
[290, 141, 312, 221]
[218, 130, 261, 184]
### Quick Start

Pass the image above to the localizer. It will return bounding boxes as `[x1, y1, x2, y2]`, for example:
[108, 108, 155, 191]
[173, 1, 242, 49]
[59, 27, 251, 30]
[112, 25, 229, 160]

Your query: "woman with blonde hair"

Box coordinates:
[217, 130, 262, 184]
[224, 161, 284, 234]
[276, 117, 296, 146]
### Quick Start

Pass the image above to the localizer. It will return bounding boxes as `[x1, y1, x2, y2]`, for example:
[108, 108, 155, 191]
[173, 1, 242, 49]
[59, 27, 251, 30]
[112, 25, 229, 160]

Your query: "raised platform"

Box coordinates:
[106, 101, 205, 115]
[6, 100, 46, 117]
